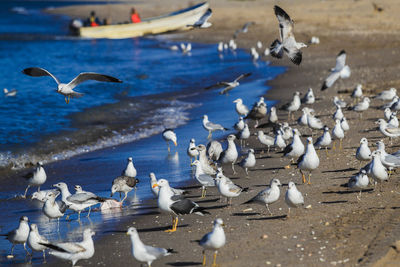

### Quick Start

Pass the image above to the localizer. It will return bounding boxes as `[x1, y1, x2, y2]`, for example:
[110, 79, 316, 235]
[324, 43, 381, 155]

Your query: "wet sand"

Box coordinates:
[44, 0, 400, 266]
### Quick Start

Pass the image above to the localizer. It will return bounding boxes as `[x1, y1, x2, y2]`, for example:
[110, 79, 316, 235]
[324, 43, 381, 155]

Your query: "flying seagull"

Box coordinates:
[22, 67, 122, 104]
[270, 5, 307, 65]
[233, 21, 255, 39]
[204, 73, 251, 95]
[187, 8, 212, 28]
[321, 50, 350, 91]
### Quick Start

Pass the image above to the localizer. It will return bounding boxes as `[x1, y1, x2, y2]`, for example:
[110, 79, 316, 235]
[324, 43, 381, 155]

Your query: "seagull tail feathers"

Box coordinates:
[193, 206, 210, 216]
[167, 248, 178, 254]
[270, 39, 283, 59]
[241, 197, 255, 205]
[321, 82, 328, 91]
[39, 242, 68, 253]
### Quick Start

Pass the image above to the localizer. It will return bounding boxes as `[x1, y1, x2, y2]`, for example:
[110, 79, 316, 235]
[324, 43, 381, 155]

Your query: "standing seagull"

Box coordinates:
[219, 135, 239, 174]
[22, 67, 122, 104]
[243, 178, 281, 215]
[149, 173, 185, 197]
[42, 191, 67, 222]
[239, 148, 256, 176]
[301, 88, 315, 104]
[204, 73, 251, 95]
[111, 175, 139, 204]
[22, 161, 47, 198]
[297, 137, 320, 184]
[256, 130, 274, 154]
[187, 138, 200, 163]
[283, 128, 305, 168]
[281, 91, 301, 120]
[321, 50, 351, 91]
[122, 157, 137, 178]
[1, 216, 30, 258]
[285, 182, 304, 217]
[314, 126, 332, 156]
[127, 227, 174, 267]
[191, 160, 216, 198]
[162, 129, 177, 152]
[202, 115, 227, 139]
[41, 229, 95, 266]
[233, 98, 249, 116]
[270, 5, 307, 65]
[356, 138, 372, 168]
[198, 218, 226, 267]
[348, 170, 369, 200]
[28, 224, 49, 262]
[187, 8, 212, 28]
[154, 179, 209, 232]
[215, 172, 246, 205]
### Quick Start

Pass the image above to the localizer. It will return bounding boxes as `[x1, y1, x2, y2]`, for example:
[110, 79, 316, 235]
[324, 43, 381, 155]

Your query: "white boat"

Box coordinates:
[72, 2, 210, 39]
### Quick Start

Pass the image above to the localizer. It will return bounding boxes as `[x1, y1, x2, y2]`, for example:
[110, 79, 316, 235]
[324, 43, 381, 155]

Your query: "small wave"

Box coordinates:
[11, 7, 29, 15]
[0, 99, 200, 170]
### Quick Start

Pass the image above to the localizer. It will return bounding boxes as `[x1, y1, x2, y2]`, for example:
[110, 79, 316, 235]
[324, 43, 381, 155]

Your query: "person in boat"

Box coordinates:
[87, 11, 101, 27]
[130, 8, 141, 23]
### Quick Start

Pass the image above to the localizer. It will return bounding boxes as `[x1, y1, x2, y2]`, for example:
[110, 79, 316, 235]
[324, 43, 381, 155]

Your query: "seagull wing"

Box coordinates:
[234, 73, 252, 82]
[274, 5, 294, 42]
[22, 67, 60, 85]
[67, 73, 122, 90]
[321, 71, 340, 91]
[334, 50, 346, 71]
[43, 242, 86, 253]
[195, 8, 212, 26]
[204, 82, 228, 90]
[197, 174, 215, 186]
[144, 245, 169, 258]
[284, 37, 302, 65]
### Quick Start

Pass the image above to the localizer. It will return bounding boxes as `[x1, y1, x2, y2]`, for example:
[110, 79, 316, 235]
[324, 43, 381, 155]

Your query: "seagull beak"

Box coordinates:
[173, 141, 177, 146]
[152, 184, 159, 188]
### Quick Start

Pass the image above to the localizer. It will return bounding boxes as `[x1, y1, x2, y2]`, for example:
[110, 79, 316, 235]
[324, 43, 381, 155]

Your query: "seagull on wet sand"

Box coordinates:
[375, 88, 397, 101]
[162, 129, 177, 152]
[191, 160, 216, 198]
[351, 84, 363, 100]
[204, 73, 251, 95]
[219, 135, 239, 174]
[122, 157, 137, 178]
[22, 162, 47, 198]
[207, 140, 223, 161]
[154, 179, 209, 232]
[356, 138, 372, 168]
[233, 98, 249, 116]
[314, 126, 332, 156]
[283, 129, 305, 168]
[149, 173, 185, 197]
[202, 115, 227, 139]
[127, 227, 174, 266]
[41, 228, 95, 266]
[274, 130, 286, 151]
[321, 50, 351, 91]
[238, 123, 250, 147]
[42, 191, 67, 222]
[187, 138, 199, 163]
[285, 182, 304, 217]
[3, 88, 17, 97]
[1, 216, 30, 258]
[341, 117, 350, 132]
[301, 88, 315, 104]
[31, 189, 59, 203]
[348, 170, 369, 200]
[28, 224, 49, 262]
[332, 119, 345, 150]
[243, 178, 281, 215]
[270, 5, 307, 65]
[245, 101, 267, 127]
[239, 148, 256, 176]
[256, 130, 274, 154]
[297, 137, 320, 184]
[234, 117, 245, 131]
[351, 97, 370, 117]
[376, 119, 400, 142]
[111, 175, 139, 204]
[198, 218, 226, 267]
[369, 150, 388, 190]
[333, 105, 344, 121]
[281, 91, 301, 120]
[333, 96, 347, 108]
[215, 173, 246, 205]
[22, 67, 122, 104]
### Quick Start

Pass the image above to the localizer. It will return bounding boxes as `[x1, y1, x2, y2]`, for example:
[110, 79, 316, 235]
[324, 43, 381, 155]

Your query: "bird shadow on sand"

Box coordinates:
[206, 204, 229, 210]
[322, 167, 356, 173]
[252, 167, 283, 171]
[232, 212, 260, 216]
[320, 200, 349, 204]
[167, 261, 202, 266]
[247, 215, 287, 221]
[179, 185, 202, 190]
[195, 198, 220, 203]
[137, 224, 189, 233]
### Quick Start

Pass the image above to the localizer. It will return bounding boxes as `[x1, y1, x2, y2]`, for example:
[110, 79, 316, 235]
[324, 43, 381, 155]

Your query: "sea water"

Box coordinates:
[0, 1, 285, 263]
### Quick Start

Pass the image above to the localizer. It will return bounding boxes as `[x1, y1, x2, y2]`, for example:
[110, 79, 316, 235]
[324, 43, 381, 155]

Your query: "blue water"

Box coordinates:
[0, 1, 285, 264]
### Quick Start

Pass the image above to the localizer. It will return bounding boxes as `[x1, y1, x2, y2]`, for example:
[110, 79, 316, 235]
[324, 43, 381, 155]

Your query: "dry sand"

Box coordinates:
[46, 0, 400, 266]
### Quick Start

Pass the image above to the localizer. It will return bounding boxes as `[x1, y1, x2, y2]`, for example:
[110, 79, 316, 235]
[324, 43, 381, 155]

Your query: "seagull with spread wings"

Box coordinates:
[321, 50, 351, 91]
[22, 67, 122, 104]
[187, 8, 212, 28]
[204, 73, 251, 95]
[270, 5, 307, 65]
[233, 21, 255, 39]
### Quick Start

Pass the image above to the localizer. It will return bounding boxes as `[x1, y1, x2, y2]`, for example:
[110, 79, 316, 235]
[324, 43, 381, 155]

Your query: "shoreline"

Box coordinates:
[24, 0, 400, 266]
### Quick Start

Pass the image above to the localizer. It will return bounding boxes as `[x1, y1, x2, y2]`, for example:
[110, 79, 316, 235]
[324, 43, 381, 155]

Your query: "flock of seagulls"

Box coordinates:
[3, 3, 398, 267]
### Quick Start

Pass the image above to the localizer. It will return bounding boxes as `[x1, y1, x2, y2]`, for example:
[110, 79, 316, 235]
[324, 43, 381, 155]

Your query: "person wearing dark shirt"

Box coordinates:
[89, 11, 101, 27]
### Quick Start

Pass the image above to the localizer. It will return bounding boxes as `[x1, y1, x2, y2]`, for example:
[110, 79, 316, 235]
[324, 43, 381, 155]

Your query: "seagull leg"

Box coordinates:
[245, 168, 249, 177]
[232, 162, 236, 174]
[300, 170, 306, 184]
[339, 139, 343, 150]
[212, 251, 218, 267]
[43, 250, 46, 263]
[201, 187, 206, 198]
[121, 192, 128, 205]
[165, 217, 177, 232]
[23, 185, 30, 198]
[202, 250, 206, 266]
[7, 245, 15, 258]
[332, 141, 336, 151]
[24, 242, 31, 256]
[87, 207, 91, 217]
[287, 207, 291, 218]
[357, 190, 362, 201]
[208, 131, 212, 139]
[167, 143, 171, 153]
[38, 186, 41, 192]
[266, 204, 273, 216]
[308, 173, 312, 185]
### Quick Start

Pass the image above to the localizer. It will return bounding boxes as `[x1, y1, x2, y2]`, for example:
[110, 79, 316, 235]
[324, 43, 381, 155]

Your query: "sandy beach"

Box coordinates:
[41, 0, 400, 266]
